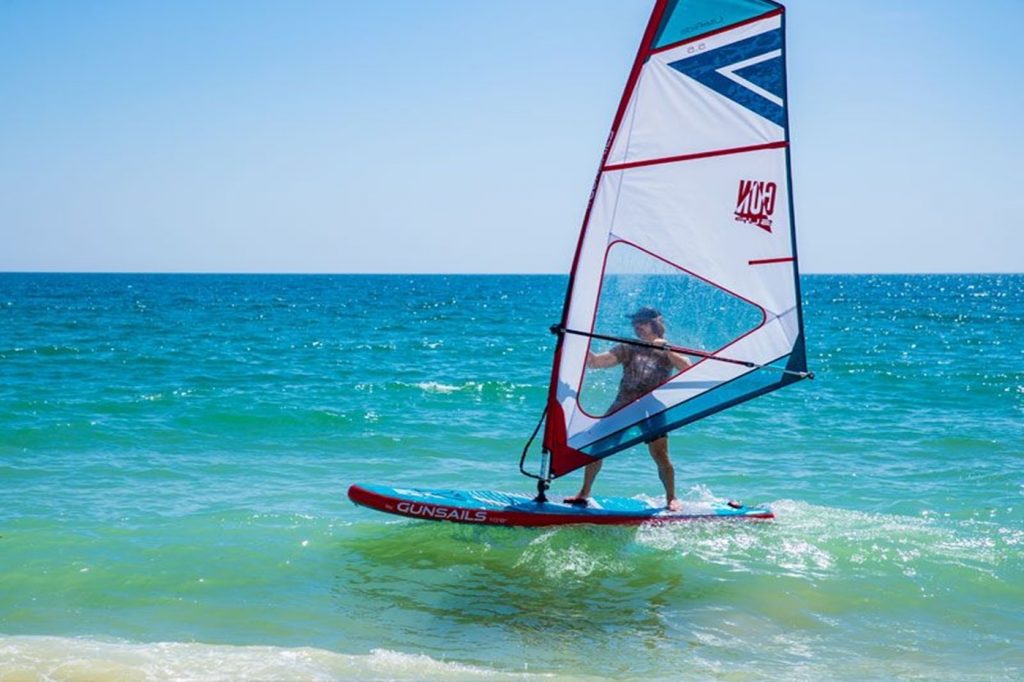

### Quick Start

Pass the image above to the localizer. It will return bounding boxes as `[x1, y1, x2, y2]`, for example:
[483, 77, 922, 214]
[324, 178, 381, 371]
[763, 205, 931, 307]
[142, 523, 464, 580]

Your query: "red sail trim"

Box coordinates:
[748, 256, 795, 265]
[603, 141, 787, 172]
[650, 8, 783, 56]
[606, 0, 675, 156]
[543, 399, 598, 479]
[542, 0, 673, 467]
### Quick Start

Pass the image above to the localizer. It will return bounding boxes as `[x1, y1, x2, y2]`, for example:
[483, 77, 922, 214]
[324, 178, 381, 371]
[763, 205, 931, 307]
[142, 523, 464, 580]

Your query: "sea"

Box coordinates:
[1, 273, 1021, 681]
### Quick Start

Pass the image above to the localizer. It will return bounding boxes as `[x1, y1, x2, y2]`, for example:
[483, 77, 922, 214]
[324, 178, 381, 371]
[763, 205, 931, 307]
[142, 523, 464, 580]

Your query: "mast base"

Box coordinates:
[534, 480, 549, 504]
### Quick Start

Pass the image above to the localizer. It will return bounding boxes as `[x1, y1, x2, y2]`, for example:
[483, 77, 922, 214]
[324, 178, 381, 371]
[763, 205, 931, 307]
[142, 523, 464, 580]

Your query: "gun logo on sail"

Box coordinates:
[734, 179, 776, 232]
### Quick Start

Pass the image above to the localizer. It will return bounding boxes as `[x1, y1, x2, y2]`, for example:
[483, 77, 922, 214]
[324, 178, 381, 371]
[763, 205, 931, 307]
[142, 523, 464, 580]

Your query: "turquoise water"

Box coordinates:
[1, 273, 1022, 680]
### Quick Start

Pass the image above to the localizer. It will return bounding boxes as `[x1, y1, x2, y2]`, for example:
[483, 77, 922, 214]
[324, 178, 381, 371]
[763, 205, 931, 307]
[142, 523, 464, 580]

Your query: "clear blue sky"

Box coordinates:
[1, 0, 1021, 274]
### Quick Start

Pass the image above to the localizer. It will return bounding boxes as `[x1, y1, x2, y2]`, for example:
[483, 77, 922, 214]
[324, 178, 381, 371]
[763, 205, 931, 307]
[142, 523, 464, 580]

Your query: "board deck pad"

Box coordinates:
[348, 483, 773, 527]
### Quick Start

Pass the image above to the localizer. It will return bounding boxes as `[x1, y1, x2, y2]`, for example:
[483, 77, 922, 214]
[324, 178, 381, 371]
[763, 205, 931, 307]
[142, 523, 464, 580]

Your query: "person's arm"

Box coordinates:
[586, 350, 619, 368]
[653, 338, 692, 371]
[587, 343, 624, 368]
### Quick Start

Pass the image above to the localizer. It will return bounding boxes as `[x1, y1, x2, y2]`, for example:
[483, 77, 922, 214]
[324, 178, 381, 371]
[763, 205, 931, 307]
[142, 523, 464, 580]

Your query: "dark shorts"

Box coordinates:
[641, 410, 668, 443]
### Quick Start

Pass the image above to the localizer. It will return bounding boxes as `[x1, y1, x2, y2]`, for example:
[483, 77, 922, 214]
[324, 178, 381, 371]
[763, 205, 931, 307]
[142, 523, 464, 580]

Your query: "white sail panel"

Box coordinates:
[603, 150, 796, 312]
[607, 14, 784, 168]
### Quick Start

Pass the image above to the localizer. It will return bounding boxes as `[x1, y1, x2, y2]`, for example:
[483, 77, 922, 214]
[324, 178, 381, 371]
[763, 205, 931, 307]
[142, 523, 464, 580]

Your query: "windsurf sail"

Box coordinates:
[538, 0, 810, 480]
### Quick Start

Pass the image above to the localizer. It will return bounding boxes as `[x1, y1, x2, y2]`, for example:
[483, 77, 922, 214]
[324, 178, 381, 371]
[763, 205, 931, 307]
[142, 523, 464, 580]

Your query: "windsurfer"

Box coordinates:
[565, 307, 691, 511]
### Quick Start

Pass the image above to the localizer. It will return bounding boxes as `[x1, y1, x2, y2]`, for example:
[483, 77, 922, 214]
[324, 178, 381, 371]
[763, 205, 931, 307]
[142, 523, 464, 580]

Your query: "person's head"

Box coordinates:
[630, 306, 665, 338]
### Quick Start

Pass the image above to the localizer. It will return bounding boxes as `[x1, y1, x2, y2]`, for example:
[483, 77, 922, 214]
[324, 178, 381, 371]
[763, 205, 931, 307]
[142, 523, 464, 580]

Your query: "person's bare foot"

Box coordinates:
[667, 498, 682, 512]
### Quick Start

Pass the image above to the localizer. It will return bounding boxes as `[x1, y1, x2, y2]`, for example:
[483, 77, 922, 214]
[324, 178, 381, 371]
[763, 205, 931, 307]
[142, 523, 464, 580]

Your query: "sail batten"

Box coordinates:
[603, 140, 787, 173]
[540, 1, 807, 480]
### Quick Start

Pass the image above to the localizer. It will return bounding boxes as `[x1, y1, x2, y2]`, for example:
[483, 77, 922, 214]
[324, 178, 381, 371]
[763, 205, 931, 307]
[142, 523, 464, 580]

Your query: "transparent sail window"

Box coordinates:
[577, 241, 765, 417]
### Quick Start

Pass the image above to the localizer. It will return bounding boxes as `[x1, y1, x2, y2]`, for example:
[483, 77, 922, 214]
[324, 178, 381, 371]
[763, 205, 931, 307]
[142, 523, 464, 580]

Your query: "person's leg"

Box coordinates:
[648, 437, 681, 510]
[565, 460, 603, 504]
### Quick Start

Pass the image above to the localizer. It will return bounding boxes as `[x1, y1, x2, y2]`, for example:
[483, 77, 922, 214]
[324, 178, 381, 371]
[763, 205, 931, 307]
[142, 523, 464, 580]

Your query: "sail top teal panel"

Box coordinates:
[653, 0, 781, 49]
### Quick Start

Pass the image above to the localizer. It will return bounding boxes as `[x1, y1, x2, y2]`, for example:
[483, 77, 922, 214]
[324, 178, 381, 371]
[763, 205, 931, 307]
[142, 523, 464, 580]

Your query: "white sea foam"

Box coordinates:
[636, 497, 1021, 584]
[0, 636, 552, 681]
[414, 381, 471, 394]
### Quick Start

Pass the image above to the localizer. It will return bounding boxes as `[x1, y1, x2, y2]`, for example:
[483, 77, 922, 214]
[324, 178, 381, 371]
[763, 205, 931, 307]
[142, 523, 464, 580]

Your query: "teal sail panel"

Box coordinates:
[653, 0, 781, 49]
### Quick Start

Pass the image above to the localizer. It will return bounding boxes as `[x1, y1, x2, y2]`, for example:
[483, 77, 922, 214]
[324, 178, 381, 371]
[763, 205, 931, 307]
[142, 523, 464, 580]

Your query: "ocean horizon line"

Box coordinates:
[2, 269, 1022, 277]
